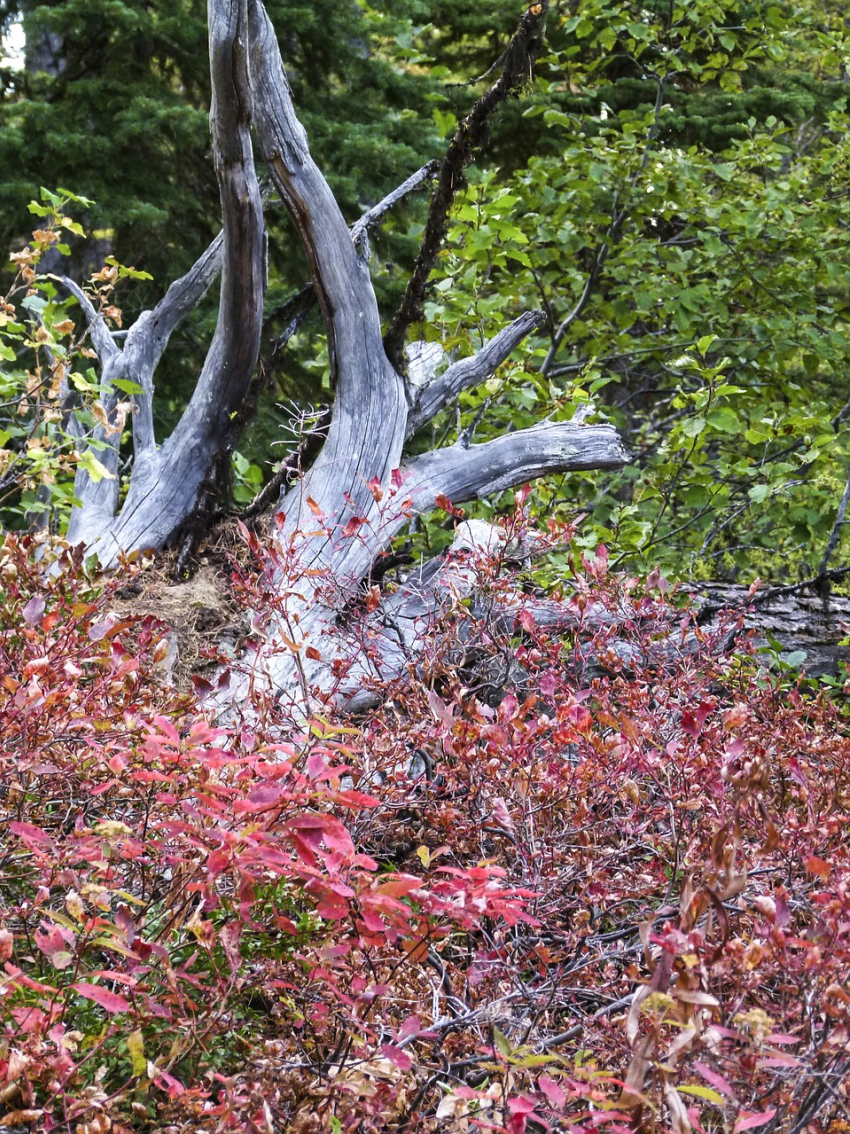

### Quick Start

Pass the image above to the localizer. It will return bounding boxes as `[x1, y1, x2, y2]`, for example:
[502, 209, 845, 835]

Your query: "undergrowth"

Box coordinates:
[0, 522, 848, 1133]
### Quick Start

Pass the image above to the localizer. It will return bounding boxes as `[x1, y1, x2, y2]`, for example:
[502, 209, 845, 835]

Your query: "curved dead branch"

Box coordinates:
[405, 421, 628, 506]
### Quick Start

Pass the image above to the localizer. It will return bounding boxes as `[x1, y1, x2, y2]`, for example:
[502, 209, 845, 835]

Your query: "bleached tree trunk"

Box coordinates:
[61, 0, 628, 711]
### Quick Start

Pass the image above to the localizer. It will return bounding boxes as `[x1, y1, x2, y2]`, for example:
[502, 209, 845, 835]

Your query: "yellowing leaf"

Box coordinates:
[678, 1084, 726, 1105]
[127, 1028, 146, 1077]
[77, 450, 115, 482]
[416, 846, 430, 868]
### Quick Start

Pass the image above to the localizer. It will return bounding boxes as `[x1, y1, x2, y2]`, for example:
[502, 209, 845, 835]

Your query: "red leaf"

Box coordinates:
[9, 821, 51, 844]
[342, 515, 365, 538]
[398, 1015, 421, 1039]
[374, 876, 422, 898]
[73, 982, 131, 1013]
[288, 814, 355, 857]
[319, 815, 355, 856]
[328, 789, 381, 808]
[539, 1076, 567, 1108]
[514, 483, 531, 508]
[306, 751, 331, 780]
[368, 476, 384, 502]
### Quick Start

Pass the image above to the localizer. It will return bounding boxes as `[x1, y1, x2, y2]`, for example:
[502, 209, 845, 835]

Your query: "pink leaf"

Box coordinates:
[539, 1076, 567, 1108]
[380, 1043, 412, 1070]
[398, 1015, 421, 1040]
[306, 751, 330, 780]
[23, 596, 45, 625]
[694, 1062, 736, 1099]
[508, 1095, 538, 1115]
[9, 821, 51, 844]
[734, 1110, 777, 1132]
[73, 982, 131, 1013]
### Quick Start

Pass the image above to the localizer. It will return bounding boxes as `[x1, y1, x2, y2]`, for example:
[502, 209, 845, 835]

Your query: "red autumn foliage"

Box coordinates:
[0, 518, 848, 1134]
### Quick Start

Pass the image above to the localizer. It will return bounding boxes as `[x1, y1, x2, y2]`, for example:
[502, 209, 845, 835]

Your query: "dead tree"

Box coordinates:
[59, 0, 628, 712]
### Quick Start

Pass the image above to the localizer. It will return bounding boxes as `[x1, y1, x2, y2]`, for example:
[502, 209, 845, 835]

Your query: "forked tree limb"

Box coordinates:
[247, 0, 407, 567]
[66, 0, 265, 556]
[350, 161, 440, 248]
[248, 0, 388, 401]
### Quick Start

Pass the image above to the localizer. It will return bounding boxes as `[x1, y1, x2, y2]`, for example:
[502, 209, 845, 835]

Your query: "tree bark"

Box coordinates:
[695, 583, 850, 676]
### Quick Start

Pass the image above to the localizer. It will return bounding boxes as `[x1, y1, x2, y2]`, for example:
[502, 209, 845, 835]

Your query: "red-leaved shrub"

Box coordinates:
[1, 521, 848, 1133]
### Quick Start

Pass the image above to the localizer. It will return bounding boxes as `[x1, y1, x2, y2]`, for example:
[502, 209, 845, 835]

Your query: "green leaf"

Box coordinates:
[60, 217, 86, 237]
[493, 1026, 512, 1057]
[706, 407, 740, 433]
[111, 378, 146, 395]
[697, 334, 718, 355]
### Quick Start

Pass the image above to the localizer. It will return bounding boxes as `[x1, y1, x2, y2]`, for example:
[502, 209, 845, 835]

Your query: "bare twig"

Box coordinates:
[350, 160, 439, 247]
[818, 464, 850, 577]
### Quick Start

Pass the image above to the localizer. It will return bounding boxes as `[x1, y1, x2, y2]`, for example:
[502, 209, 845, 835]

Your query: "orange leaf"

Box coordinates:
[805, 855, 831, 880]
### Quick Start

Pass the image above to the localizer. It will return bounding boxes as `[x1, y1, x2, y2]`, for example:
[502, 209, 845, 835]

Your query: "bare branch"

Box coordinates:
[540, 251, 607, 377]
[406, 310, 545, 438]
[165, 0, 264, 435]
[121, 232, 225, 454]
[263, 163, 441, 357]
[383, 1, 549, 371]
[53, 276, 119, 363]
[139, 231, 224, 364]
[818, 464, 850, 577]
[48, 281, 126, 521]
[404, 421, 628, 507]
[66, 0, 265, 559]
[349, 160, 439, 248]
